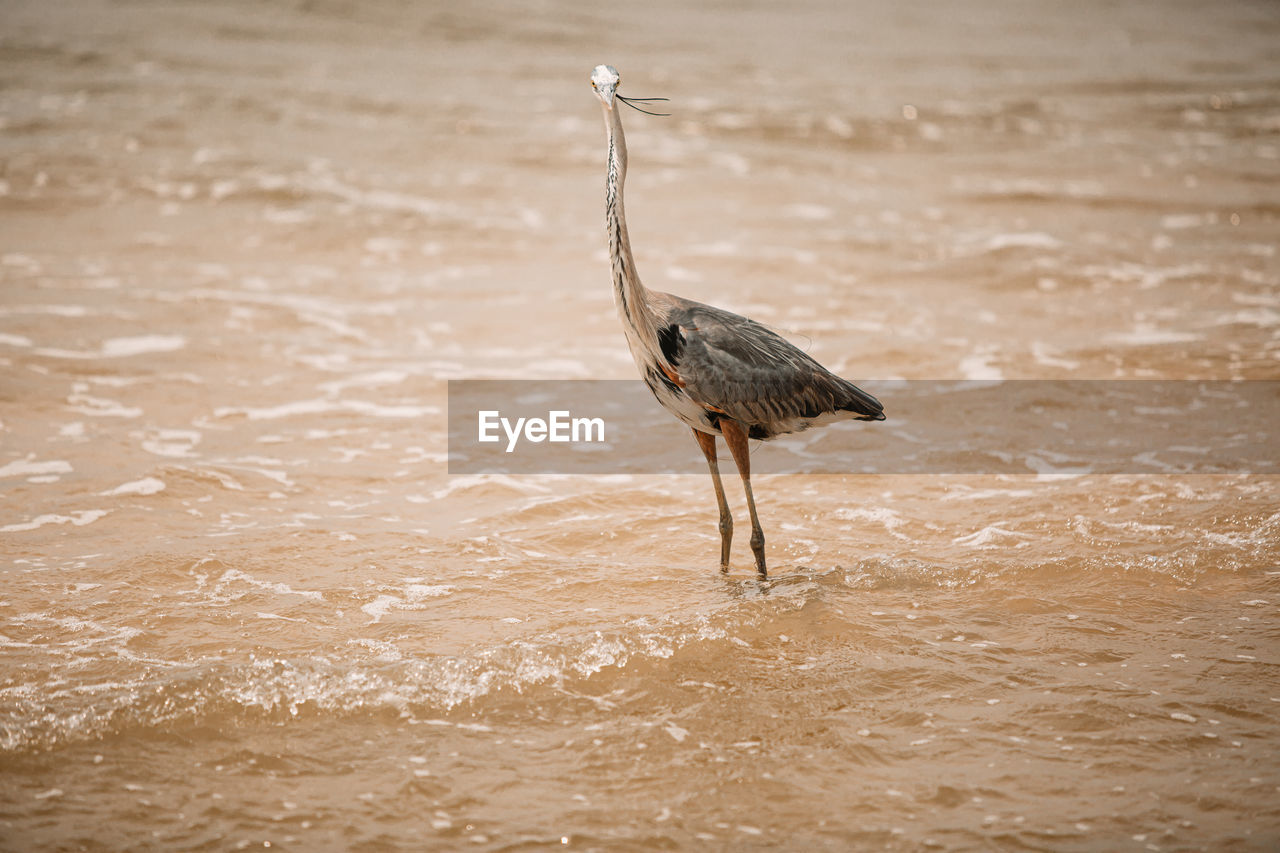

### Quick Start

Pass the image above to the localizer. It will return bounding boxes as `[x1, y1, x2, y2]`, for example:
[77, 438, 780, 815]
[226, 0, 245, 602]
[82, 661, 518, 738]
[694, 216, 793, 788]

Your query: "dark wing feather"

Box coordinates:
[660, 296, 884, 438]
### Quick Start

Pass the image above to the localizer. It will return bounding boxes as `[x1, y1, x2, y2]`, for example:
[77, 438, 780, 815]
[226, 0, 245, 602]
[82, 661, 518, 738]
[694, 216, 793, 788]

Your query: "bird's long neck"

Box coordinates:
[603, 105, 661, 353]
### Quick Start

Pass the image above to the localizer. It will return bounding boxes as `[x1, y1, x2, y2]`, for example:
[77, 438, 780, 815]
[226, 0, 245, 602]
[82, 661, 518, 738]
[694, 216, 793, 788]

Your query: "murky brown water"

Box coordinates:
[3, 0, 1279, 849]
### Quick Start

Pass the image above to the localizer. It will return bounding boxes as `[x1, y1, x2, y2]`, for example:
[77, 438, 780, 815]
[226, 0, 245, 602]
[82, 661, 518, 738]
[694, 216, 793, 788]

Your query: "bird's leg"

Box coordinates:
[693, 428, 733, 571]
[719, 419, 766, 578]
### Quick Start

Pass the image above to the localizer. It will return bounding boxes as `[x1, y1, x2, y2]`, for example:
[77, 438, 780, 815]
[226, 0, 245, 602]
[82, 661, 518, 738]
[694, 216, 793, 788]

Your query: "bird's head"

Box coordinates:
[590, 64, 621, 110]
[590, 65, 670, 116]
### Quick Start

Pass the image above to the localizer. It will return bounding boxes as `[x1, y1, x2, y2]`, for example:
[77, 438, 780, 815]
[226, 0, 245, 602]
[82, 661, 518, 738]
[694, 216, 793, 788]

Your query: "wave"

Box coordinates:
[0, 584, 808, 754]
[3, 523, 1270, 757]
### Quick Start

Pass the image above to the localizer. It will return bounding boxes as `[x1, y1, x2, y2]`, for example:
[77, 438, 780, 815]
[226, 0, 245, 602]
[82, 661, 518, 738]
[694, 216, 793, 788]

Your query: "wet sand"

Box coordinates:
[2, 0, 1279, 849]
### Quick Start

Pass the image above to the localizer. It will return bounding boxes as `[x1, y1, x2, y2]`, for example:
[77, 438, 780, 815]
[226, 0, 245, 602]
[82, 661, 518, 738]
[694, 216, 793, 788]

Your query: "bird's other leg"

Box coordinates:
[720, 418, 766, 578]
[693, 428, 733, 571]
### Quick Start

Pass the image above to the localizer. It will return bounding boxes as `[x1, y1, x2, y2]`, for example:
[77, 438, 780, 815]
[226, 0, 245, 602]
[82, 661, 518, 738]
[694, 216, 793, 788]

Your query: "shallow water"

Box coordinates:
[2, 0, 1279, 849]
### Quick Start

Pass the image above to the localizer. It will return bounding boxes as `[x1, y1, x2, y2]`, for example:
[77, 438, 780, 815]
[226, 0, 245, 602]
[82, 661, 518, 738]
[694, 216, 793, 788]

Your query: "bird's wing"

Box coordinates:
[654, 296, 883, 428]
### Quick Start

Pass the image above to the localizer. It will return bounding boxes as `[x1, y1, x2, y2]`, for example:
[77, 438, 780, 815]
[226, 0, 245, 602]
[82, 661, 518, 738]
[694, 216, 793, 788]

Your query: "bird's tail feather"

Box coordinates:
[838, 379, 885, 421]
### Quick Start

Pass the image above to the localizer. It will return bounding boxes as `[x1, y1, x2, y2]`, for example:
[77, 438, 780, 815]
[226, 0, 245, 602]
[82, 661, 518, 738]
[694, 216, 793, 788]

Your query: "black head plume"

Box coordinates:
[617, 95, 670, 116]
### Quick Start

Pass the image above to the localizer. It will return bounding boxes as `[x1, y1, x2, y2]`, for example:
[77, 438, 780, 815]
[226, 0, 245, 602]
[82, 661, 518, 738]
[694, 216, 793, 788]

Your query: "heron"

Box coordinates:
[589, 64, 885, 578]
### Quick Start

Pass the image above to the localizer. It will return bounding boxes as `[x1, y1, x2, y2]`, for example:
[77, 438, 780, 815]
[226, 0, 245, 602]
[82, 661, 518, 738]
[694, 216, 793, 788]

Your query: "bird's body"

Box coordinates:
[590, 64, 884, 577]
[633, 292, 886, 441]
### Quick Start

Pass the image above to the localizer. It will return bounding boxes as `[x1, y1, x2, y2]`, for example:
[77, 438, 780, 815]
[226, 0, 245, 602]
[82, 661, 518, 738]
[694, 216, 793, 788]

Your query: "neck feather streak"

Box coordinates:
[604, 107, 659, 352]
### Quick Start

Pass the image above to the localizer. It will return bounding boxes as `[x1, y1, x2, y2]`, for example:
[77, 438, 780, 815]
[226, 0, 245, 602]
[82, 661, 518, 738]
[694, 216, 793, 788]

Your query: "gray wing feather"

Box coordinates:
[657, 296, 884, 436]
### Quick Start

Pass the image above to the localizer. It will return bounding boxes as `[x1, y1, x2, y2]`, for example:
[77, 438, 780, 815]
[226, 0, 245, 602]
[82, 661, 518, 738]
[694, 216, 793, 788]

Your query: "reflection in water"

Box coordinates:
[1, 0, 1278, 849]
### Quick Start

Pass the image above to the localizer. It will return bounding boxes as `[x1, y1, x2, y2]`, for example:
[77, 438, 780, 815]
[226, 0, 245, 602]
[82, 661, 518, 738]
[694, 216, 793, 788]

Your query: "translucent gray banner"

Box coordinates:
[447, 380, 1278, 475]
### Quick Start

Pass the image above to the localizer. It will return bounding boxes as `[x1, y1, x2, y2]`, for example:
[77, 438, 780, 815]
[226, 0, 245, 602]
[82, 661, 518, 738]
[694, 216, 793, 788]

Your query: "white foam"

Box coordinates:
[225, 463, 292, 487]
[361, 595, 400, 623]
[0, 458, 72, 479]
[310, 174, 450, 218]
[0, 306, 88, 318]
[101, 335, 186, 357]
[66, 393, 142, 418]
[1160, 213, 1209, 230]
[1, 510, 109, 533]
[34, 335, 186, 360]
[181, 466, 243, 491]
[938, 486, 1035, 502]
[216, 569, 323, 601]
[0, 333, 32, 347]
[1217, 307, 1280, 328]
[1024, 454, 1092, 477]
[952, 524, 1033, 548]
[984, 232, 1062, 251]
[1, 253, 41, 271]
[405, 583, 454, 600]
[215, 399, 439, 420]
[140, 429, 202, 458]
[958, 353, 1004, 380]
[99, 477, 166, 496]
[431, 474, 555, 500]
[361, 584, 454, 623]
[349, 637, 404, 660]
[256, 612, 306, 623]
[318, 370, 411, 396]
[1105, 326, 1200, 345]
[833, 506, 907, 539]
[1030, 342, 1080, 370]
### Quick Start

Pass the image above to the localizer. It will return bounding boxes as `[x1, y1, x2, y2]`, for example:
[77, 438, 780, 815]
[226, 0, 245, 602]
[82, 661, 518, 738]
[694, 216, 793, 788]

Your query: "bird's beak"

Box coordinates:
[598, 84, 617, 111]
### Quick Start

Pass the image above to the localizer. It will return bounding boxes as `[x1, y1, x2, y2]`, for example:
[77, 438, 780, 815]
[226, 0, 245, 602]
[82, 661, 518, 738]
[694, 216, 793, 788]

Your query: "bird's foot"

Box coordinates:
[749, 532, 766, 578]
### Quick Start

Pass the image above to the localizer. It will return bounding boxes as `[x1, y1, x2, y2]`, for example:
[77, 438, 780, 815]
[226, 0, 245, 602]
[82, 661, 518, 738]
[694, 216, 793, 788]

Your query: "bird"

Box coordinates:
[589, 64, 885, 578]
